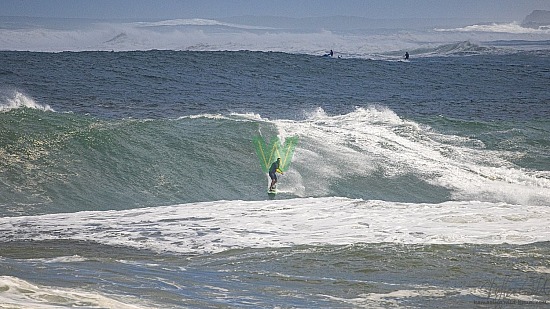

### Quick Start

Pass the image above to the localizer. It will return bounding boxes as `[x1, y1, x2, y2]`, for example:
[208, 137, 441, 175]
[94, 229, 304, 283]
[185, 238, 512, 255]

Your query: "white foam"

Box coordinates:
[328, 284, 548, 308]
[327, 287, 462, 308]
[518, 265, 550, 274]
[132, 18, 274, 30]
[0, 276, 147, 308]
[30, 255, 88, 263]
[0, 197, 548, 255]
[0, 91, 54, 112]
[1, 18, 548, 55]
[180, 112, 269, 123]
[437, 22, 550, 34]
[268, 107, 550, 206]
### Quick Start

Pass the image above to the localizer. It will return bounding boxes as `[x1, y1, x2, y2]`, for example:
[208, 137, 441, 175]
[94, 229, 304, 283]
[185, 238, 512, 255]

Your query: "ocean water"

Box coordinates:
[1, 17, 550, 308]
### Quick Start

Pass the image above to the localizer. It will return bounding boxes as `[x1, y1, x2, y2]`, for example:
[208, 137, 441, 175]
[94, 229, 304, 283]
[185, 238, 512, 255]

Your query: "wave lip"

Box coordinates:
[0, 91, 54, 112]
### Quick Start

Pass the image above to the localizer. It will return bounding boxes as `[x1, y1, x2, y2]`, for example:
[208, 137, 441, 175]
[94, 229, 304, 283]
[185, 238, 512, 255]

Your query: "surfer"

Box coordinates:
[404, 52, 409, 60]
[269, 158, 283, 191]
[323, 50, 334, 57]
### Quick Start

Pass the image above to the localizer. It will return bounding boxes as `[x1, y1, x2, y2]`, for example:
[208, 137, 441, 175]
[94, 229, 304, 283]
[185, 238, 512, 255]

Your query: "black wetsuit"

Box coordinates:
[269, 161, 280, 180]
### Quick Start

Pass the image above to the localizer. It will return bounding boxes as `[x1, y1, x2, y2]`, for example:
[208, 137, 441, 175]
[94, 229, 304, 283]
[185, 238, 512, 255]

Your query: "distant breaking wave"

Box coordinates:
[1, 17, 549, 55]
[131, 18, 274, 30]
[436, 22, 550, 34]
[409, 41, 496, 56]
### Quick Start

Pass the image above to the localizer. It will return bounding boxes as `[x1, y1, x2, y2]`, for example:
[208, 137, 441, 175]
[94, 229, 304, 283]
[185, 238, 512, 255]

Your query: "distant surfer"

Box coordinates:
[404, 52, 409, 60]
[269, 158, 284, 191]
[323, 50, 334, 57]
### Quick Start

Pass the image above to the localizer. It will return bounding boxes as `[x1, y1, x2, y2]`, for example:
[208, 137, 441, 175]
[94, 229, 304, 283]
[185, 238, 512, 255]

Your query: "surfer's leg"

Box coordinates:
[269, 172, 277, 189]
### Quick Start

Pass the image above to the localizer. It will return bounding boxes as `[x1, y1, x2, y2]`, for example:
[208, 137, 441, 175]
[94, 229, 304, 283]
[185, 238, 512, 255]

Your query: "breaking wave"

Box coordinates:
[0, 90, 54, 112]
[1, 17, 549, 56]
[436, 22, 550, 34]
[2, 104, 549, 216]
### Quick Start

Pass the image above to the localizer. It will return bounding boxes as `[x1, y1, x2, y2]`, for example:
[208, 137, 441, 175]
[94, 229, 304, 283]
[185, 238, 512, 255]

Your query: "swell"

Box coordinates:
[0, 109, 266, 216]
[1, 106, 549, 216]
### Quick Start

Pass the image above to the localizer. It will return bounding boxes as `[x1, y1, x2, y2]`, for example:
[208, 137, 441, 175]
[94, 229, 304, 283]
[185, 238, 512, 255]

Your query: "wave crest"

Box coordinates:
[436, 22, 550, 34]
[0, 91, 54, 112]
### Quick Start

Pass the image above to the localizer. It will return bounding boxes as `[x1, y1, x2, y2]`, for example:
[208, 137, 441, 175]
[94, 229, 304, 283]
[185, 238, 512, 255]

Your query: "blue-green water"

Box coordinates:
[1, 18, 550, 308]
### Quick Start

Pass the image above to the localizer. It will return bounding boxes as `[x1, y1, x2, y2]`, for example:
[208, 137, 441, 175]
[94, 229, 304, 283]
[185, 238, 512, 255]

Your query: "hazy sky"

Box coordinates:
[2, 0, 550, 21]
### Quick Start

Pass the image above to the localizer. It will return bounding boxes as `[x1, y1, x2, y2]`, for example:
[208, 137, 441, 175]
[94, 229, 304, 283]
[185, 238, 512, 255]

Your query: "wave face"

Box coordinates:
[0, 107, 263, 215]
[1, 102, 549, 216]
[1, 16, 550, 56]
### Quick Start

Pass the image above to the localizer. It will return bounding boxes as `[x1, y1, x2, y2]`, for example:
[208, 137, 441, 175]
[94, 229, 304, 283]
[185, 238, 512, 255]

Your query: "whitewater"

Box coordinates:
[1, 16, 550, 56]
[1, 198, 549, 255]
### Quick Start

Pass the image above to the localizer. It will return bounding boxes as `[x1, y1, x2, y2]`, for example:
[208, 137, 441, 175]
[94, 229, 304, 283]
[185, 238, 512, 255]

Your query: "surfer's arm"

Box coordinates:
[277, 168, 283, 174]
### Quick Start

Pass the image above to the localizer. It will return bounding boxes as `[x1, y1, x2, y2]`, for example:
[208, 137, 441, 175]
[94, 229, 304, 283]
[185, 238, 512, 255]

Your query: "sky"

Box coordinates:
[2, 0, 550, 21]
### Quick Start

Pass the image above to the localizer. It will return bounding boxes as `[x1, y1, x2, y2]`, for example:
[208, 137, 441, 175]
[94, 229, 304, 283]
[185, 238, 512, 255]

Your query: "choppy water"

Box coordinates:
[0, 16, 549, 308]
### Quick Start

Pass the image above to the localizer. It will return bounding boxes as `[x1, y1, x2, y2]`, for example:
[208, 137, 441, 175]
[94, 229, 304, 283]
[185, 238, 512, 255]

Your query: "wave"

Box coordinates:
[1, 197, 549, 255]
[0, 90, 54, 112]
[278, 107, 550, 205]
[405, 41, 495, 57]
[436, 22, 550, 34]
[0, 276, 148, 308]
[1, 17, 549, 56]
[131, 18, 274, 30]
[0, 107, 266, 215]
[1, 103, 549, 216]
